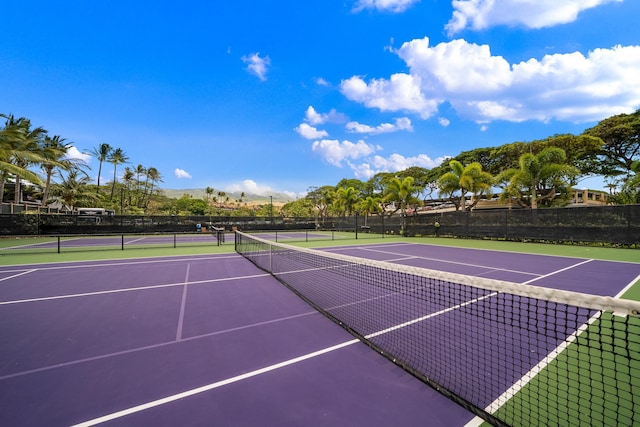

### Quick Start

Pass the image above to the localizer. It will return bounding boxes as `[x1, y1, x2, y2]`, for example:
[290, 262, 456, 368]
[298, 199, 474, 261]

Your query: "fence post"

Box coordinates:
[504, 210, 509, 240]
[355, 213, 359, 240]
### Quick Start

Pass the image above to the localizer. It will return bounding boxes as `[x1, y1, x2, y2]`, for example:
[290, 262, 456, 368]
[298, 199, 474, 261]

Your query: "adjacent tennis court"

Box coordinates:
[1, 236, 639, 426]
[0, 231, 225, 255]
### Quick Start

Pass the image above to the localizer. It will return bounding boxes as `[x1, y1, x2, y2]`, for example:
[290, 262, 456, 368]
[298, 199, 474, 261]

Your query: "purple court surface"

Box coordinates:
[1, 243, 639, 426]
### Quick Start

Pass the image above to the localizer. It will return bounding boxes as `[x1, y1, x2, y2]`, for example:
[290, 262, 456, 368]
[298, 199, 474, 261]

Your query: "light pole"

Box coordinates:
[270, 196, 273, 220]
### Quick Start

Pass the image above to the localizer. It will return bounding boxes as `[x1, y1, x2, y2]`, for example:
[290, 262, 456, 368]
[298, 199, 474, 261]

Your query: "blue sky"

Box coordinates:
[2, 0, 639, 198]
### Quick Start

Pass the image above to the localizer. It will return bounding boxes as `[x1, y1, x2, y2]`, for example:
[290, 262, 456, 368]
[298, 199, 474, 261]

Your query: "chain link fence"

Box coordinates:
[1, 204, 638, 246]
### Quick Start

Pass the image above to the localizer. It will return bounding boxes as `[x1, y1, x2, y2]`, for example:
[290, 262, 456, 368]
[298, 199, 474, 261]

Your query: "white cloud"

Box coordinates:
[227, 179, 272, 195]
[438, 117, 450, 127]
[346, 117, 413, 134]
[315, 77, 330, 87]
[311, 139, 380, 167]
[399, 38, 512, 94]
[224, 180, 306, 199]
[348, 153, 448, 179]
[295, 123, 329, 139]
[340, 73, 440, 118]
[64, 146, 91, 163]
[304, 106, 346, 125]
[242, 52, 271, 81]
[353, 0, 420, 13]
[174, 168, 192, 179]
[446, 0, 622, 35]
[345, 37, 640, 123]
[305, 106, 326, 125]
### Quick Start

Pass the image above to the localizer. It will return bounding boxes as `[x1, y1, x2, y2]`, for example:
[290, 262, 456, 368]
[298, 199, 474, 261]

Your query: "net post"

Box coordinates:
[121, 234, 125, 250]
[57, 235, 61, 253]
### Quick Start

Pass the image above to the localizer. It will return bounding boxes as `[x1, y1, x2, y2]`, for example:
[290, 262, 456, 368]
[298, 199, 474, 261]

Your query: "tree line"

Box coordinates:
[281, 109, 640, 217]
[1, 110, 639, 217]
[0, 114, 163, 214]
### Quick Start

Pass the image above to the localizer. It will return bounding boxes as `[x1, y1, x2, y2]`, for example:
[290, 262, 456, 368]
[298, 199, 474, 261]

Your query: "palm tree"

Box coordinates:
[335, 186, 359, 216]
[497, 147, 579, 209]
[217, 191, 226, 207]
[120, 167, 136, 209]
[205, 186, 214, 203]
[357, 195, 382, 226]
[0, 115, 45, 202]
[384, 176, 418, 235]
[90, 143, 112, 194]
[438, 160, 494, 211]
[39, 135, 81, 206]
[108, 147, 129, 200]
[51, 170, 101, 210]
[143, 167, 162, 208]
[320, 187, 336, 218]
[0, 115, 47, 204]
[135, 164, 147, 191]
[384, 176, 417, 215]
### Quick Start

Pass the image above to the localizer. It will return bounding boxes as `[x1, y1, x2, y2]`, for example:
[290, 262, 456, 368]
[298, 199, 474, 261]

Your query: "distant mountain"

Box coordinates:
[159, 188, 294, 205]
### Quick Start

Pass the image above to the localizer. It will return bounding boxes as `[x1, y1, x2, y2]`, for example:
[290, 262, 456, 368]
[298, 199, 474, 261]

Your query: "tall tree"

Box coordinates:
[0, 116, 47, 203]
[108, 147, 129, 200]
[335, 186, 359, 216]
[0, 115, 45, 203]
[614, 160, 640, 204]
[384, 176, 418, 234]
[134, 164, 146, 200]
[40, 135, 80, 205]
[583, 109, 640, 178]
[121, 167, 135, 208]
[356, 195, 382, 226]
[90, 143, 112, 194]
[497, 147, 579, 209]
[51, 170, 101, 210]
[305, 185, 335, 220]
[437, 160, 493, 211]
[335, 178, 369, 197]
[143, 167, 162, 208]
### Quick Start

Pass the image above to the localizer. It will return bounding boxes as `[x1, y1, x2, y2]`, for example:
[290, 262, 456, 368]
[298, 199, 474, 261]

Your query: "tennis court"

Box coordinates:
[1, 236, 639, 426]
[0, 231, 225, 255]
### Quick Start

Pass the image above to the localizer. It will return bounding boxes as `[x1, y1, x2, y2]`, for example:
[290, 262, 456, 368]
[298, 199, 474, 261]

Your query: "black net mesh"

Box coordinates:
[235, 231, 640, 427]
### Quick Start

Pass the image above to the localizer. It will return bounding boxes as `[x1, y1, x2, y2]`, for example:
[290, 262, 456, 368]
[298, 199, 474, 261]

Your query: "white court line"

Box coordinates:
[0, 309, 320, 381]
[124, 236, 148, 245]
[464, 258, 598, 427]
[360, 246, 541, 278]
[71, 282, 496, 426]
[3, 281, 431, 381]
[71, 339, 361, 427]
[0, 273, 270, 306]
[0, 253, 242, 272]
[175, 264, 191, 341]
[0, 269, 37, 282]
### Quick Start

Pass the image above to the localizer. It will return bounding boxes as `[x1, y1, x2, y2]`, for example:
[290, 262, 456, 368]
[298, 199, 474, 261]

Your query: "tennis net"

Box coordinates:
[235, 231, 640, 427]
[211, 226, 225, 246]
